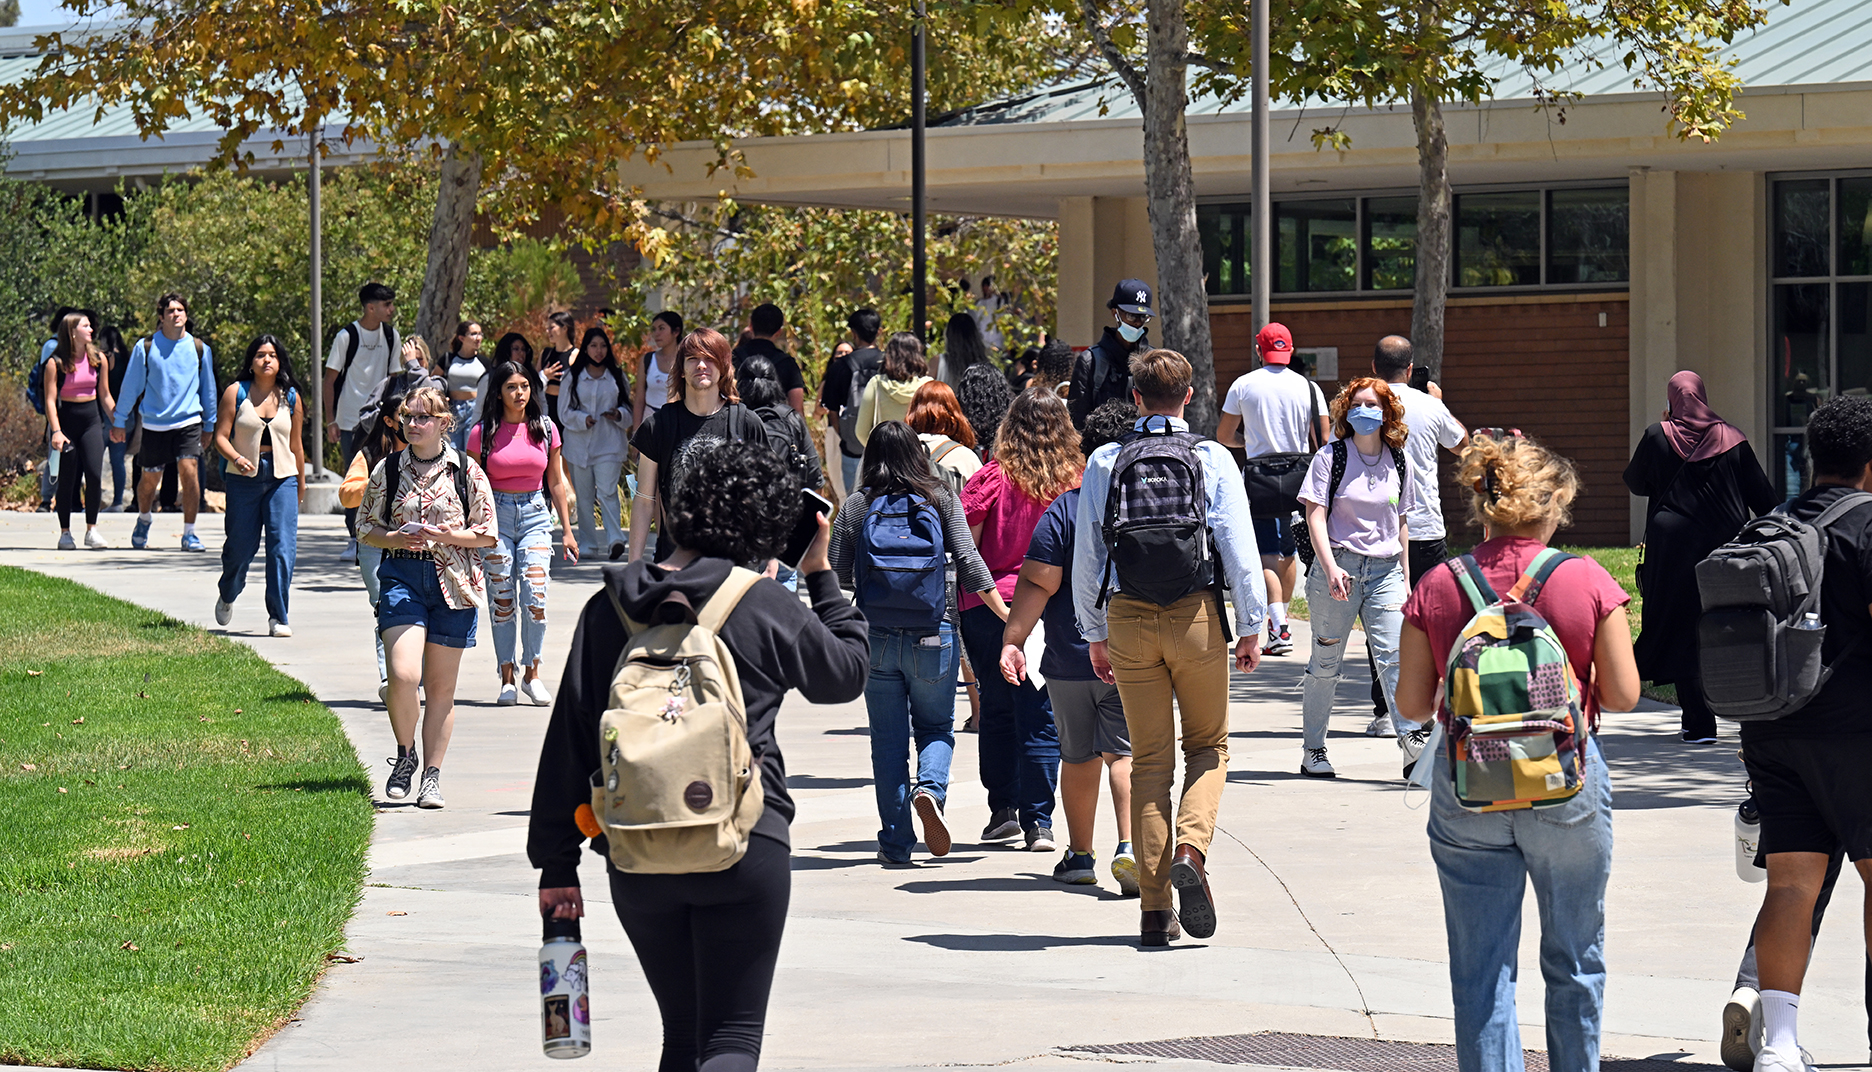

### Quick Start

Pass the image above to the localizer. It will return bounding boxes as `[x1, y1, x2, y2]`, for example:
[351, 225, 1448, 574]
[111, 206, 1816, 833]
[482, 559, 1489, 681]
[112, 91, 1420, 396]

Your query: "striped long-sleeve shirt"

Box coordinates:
[829, 486, 995, 624]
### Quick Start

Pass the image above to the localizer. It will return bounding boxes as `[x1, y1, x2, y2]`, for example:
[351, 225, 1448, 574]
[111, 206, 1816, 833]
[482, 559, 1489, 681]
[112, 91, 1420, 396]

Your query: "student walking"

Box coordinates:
[907, 381, 983, 496]
[631, 310, 682, 429]
[1000, 399, 1139, 890]
[97, 324, 132, 512]
[1623, 370, 1778, 743]
[960, 389, 1079, 851]
[322, 283, 397, 558]
[211, 336, 306, 636]
[467, 361, 580, 706]
[630, 328, 771, 564]
[1073, 348, 1267, 946]
[561, 327, 630, 561]
[445, 320, 486, 449]
[935, 311, 989, 392]
[530, 439, 866, 1072]
[538, 311, 578, 425]
[1067, 279, 1153, 429]
[112, 293, 218, 552]
[1394, 431, 1639, 1072]
[819, 308, 884, 496]
[1215, 322, 1330, 658]
[340, 389, 411, 698]
[1295, 377, 1415, 777]
[732, 303, 808, 417]
[45, 311, 115, 550]
[855, 332, 933, 447]
[831, 420, 1001, 866]
[357, 386, 498, 808]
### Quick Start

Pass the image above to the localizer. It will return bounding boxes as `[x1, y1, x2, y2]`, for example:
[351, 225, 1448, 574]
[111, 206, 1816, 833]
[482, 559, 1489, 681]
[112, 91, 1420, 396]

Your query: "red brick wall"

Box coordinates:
[1211, 294, 1631, 546]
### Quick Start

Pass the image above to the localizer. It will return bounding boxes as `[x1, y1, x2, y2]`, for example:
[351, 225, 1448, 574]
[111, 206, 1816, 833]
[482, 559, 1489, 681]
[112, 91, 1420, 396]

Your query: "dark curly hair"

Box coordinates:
[957, 363, 1015, 458]
[1809, 395, 1872, 481]
[664, 439, 793, 565]
[1081, 399, 1137, 458]
[1036, 339, 1076, 389]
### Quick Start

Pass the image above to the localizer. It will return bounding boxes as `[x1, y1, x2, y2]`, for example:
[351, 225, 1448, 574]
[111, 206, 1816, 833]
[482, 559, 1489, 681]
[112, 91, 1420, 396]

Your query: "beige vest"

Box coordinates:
[230, 385, 296, 471]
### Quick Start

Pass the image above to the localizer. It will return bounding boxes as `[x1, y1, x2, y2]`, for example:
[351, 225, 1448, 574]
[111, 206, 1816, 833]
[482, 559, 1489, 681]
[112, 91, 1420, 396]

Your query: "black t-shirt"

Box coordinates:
[631, 401, 770, 500]
[732, 338, 806, 398]
[1742, 484, 1872, 740]
[823, 346, 881, 412]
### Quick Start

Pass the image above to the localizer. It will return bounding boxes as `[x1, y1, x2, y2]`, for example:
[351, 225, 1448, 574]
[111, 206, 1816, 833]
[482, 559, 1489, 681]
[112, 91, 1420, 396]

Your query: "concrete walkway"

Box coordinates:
[3, 509, 1866, 1071]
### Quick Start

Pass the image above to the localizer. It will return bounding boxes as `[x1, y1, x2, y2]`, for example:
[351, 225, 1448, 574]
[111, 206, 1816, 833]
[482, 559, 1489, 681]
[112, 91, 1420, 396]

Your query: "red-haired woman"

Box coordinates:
[627, 327, 770, 564]
[906, 380, 983, 495]
[1295, 377, 1413, 779]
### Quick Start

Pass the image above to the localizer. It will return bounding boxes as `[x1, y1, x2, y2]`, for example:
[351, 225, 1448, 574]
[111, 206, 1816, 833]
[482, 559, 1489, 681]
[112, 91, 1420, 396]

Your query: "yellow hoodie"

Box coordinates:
[855, 374, 932, 446]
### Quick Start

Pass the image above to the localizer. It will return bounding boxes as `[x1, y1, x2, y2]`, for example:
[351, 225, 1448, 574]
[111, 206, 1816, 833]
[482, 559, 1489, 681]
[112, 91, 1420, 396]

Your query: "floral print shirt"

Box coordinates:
[357, 445, 497, 610]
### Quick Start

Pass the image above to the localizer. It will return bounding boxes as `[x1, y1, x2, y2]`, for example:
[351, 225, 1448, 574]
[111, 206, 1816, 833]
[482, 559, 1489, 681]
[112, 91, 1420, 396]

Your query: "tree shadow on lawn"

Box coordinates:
[256, 776, 371, 795]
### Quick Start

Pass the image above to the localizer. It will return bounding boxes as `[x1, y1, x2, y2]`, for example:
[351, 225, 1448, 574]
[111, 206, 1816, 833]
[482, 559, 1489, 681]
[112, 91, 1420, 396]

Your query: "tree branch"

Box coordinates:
[1077, 0, 1145, 107]
[1186, 50, 1231, 73]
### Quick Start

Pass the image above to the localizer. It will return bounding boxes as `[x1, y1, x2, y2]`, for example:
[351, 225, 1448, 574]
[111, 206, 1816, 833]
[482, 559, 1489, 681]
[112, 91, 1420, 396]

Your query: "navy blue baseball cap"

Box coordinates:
[1109, 279, 1154, 317]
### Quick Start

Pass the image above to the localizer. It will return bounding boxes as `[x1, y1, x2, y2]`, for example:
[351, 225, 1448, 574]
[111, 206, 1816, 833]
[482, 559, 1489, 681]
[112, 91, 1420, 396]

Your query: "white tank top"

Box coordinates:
[642, 350, 672, 412]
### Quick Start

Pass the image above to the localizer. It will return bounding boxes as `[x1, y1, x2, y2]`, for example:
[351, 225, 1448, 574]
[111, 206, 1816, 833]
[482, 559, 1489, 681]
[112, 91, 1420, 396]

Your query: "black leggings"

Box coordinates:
[56, 400, 105, 528]
[608, 834, 791, 1072]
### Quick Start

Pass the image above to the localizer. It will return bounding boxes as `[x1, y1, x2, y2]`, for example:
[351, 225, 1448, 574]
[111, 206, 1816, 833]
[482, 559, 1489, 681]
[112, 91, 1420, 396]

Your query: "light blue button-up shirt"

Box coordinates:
[1072, 415, 1269, 643]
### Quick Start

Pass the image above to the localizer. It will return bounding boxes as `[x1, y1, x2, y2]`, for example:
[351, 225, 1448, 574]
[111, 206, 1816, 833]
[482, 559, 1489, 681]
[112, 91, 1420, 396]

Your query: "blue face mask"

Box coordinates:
[1116, 320, 1146, 343]
[1347, 404, 1384, 436]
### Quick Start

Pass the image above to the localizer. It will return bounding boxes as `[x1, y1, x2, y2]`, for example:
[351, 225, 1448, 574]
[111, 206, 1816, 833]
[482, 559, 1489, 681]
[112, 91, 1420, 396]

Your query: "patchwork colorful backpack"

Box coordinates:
[1440, 548, 1588, 812]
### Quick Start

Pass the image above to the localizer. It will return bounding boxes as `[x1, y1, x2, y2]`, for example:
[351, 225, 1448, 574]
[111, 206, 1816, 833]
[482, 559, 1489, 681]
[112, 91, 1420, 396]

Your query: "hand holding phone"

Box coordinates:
[780, 489, 835, 569]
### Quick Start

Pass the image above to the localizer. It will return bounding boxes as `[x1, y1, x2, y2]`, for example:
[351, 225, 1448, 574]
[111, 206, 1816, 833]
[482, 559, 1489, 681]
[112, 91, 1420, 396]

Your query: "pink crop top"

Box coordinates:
[58, 358, 100, 400]
[466, 419, 560, 492]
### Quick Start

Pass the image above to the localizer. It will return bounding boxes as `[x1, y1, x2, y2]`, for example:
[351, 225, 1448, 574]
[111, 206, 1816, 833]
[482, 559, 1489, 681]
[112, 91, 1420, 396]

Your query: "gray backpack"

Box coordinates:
[1695, 491, 1872, 720]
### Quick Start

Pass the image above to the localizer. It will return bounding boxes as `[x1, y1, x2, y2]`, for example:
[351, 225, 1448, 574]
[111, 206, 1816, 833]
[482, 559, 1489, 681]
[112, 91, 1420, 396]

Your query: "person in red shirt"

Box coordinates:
[1395, 431, 1640, 1072]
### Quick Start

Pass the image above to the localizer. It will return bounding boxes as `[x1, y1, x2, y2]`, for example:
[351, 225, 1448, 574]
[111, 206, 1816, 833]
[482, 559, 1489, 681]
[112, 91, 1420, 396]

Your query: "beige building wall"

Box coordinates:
[1628, 169, 1768, 540]
[1055, 196, 1158, 347]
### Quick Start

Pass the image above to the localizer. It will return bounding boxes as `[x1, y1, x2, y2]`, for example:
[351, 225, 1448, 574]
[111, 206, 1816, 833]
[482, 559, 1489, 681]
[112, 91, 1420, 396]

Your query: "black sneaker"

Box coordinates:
[384, 751, 419, 799]
[1053, 850, 1098, 885]
[981, 807, 1020, 842]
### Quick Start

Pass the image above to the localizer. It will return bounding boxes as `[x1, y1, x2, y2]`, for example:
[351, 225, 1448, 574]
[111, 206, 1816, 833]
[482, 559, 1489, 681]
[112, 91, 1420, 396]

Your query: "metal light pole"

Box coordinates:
[911, 0, 927, 341]
[308, 131, 325, 477]
[1250, 0, 1271, 337]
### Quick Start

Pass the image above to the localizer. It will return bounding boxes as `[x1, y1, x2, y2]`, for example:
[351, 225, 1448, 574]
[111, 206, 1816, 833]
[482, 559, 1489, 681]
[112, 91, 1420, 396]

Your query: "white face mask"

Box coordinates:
[1116, 320, 1146, 343]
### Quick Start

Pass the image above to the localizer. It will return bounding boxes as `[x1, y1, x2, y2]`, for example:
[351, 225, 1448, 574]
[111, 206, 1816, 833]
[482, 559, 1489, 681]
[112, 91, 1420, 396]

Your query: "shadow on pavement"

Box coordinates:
[906, 932, 1188, 951]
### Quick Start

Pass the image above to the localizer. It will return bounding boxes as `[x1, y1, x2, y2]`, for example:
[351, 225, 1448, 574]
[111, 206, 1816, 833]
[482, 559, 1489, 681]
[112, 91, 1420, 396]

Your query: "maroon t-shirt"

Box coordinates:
[1402, 536, 1631, 723]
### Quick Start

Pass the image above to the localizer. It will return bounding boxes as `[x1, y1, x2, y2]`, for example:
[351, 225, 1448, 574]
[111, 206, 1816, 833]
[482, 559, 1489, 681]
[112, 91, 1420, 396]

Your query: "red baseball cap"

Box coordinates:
[1257, 323, 1294, 364]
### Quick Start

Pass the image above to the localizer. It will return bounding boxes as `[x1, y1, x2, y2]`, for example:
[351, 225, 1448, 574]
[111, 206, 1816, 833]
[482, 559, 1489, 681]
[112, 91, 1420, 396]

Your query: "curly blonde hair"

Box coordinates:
[1329, 377, 1408, 450]
[994, 388, 1083, 502]
[399, 385, 456, 436]
[1458, 432, 1581, 532]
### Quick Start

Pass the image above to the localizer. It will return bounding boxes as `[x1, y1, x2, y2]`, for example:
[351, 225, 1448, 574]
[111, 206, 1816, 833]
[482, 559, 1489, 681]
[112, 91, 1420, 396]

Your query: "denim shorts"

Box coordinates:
[1252, 514, 1297, 558]
[377, 555, 478, 649]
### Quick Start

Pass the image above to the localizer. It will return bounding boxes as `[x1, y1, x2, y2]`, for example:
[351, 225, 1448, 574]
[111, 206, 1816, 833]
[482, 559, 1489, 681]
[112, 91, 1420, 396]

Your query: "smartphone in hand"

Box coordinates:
[779, 489, 835, 568]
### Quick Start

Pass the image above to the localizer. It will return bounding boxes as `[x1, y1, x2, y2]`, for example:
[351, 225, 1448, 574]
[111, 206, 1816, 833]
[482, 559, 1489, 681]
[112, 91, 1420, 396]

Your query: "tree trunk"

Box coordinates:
[413, 144, 483, 351]
[1410, 87, 1450, 379]
[1141, 0, 1218, 434]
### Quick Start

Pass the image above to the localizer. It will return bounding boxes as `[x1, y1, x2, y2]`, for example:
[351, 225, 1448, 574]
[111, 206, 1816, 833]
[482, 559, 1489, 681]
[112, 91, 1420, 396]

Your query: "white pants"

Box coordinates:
[570, 457, 625, 555]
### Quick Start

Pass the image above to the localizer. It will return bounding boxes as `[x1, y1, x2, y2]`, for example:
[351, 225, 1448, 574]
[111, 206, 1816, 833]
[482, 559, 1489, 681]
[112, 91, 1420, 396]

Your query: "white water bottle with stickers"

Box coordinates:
[540, 915, 591, 1058]
[1735, 799, 1765, 883]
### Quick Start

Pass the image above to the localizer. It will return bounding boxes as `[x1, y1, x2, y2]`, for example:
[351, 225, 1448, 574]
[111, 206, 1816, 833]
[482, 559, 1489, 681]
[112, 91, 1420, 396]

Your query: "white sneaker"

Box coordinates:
[57, 531, 75, 550]
[522, 678, 554, 706]
[1300, 747, 1336, 779]
[1399, 722, 1434, 780]
[1722, 986, 1762, 1072]
[498, 682, 519, 706]
[83, 529, 110, 549]
[214, 599, 233, 626]
[415, 767, 445, 809]
[1753, 1044, 1816, 1072]
[377, 681, 390, 704]
[268, 618, 292, 637]
[1365, 714, 1397, 738]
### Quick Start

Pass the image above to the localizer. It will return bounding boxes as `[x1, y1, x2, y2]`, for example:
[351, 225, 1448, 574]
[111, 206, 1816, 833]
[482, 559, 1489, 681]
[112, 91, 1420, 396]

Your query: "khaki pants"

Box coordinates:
[1105, 591, 1230, 911]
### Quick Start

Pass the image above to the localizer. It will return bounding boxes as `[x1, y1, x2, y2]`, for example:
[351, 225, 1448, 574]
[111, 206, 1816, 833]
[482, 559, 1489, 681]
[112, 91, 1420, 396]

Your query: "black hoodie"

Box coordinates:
[527, 559, 869, 888]
[1068, 325, 1149, 429]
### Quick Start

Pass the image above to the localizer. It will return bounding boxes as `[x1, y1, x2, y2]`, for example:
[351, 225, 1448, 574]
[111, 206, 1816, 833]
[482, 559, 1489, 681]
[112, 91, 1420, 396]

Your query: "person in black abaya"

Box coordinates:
[1624, 370, 1779, 743]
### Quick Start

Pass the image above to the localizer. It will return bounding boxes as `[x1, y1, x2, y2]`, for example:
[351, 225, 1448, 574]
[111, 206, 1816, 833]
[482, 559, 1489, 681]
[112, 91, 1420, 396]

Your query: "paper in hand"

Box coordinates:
[1023, 619, 1047, 689]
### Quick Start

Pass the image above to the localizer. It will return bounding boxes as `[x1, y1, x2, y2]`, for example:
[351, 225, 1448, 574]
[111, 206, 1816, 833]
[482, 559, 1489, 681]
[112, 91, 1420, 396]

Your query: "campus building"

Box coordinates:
[615, 0, 1871, 544]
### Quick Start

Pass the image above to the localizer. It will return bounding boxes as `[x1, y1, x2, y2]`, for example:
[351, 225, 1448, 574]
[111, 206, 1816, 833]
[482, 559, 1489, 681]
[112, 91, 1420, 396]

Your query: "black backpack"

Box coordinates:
[756, 404, 823, 492]
[1095, 416, 1231, 640]
[837, 350, 883, 457]
[1695, 491, 1872, 720]
[332, 321, 398, 404]
[378, 447, 473, 529]
[1293, 439, 1407, 570]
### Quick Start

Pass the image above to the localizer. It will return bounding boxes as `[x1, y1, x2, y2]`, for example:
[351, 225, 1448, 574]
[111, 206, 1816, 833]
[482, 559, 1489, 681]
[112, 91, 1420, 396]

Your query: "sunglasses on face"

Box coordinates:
[402, 413, 440, 426]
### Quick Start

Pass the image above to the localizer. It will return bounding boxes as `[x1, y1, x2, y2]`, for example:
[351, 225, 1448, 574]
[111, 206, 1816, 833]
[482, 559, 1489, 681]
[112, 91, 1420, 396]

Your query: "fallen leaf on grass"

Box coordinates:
[0, 943, 12, 950]
[120, 941, 138, 952]
[171, 824, 189, 830]
[233, 709, 242, 714]
[198, 716, 209, 722]
[70, 718, 82, 724]
[18, 764, 34, 771]
[56, 787, 67, 794]
[25, 670, 40, 677]
[83, 779, 94, 786]
[385, 910, 407, 916]
[326, 952, 363, 963]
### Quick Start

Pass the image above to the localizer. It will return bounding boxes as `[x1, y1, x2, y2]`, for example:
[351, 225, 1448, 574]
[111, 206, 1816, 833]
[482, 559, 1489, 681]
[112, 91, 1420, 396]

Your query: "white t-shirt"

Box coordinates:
[1221, 366, 1328, 458]
[325, 322, 395, 430]
[1391, 381, 1467, 540]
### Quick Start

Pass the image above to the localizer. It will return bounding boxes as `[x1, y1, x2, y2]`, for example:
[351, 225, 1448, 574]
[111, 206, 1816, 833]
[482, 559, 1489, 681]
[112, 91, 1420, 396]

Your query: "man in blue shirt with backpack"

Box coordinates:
[111, 292, 217, 551]
[1073, 347, 1267, 946]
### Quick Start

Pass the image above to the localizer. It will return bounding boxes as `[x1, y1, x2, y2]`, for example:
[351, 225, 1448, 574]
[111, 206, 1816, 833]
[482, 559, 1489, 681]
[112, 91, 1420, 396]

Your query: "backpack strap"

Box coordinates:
[1811, 490, 1872, 531]
[697, 566, 764, 635]
[379, 448, 403, 529]
[1448, 554, 1500, 616]
[1507, 547, 1576, 604]
[1323, 439, 1350, 512]
[930, 437, 961, 463]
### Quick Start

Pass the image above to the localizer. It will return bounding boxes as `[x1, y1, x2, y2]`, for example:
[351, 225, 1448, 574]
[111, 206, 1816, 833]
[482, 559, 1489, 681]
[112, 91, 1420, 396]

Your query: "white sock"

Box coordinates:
[1762, 988, 1800, 1053]
[183, 522, 197, 537]
[1270, 602, 1288, 629]
[138, 511, 152, 522]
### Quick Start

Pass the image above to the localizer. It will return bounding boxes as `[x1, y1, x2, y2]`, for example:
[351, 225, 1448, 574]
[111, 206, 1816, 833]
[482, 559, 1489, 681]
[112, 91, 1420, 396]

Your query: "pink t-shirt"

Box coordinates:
[1402, 537, 1630, 723]
[960, 461, 1059, 612]
[466, 420, 560, 492]
[58, 358, 100, 400]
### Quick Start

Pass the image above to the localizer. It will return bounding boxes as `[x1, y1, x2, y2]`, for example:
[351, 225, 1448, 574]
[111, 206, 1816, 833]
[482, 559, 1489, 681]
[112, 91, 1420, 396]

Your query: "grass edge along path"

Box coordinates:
[0, 565, 373, 1072]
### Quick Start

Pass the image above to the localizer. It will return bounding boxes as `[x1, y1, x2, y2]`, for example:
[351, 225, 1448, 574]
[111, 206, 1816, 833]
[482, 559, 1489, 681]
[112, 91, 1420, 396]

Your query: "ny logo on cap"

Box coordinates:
[1135, 290, 1148, 304]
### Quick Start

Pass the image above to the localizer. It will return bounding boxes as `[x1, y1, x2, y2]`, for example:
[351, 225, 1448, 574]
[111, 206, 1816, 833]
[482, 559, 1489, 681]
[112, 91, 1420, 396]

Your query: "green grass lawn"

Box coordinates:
[0, 567, 372, 1071]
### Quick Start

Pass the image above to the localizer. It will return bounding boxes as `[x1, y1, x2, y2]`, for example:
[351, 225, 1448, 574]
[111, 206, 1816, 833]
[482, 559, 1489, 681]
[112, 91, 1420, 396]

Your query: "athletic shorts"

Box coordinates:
[1745, 734, 1872, 861]
[1252, 514, 1297, 559]
[136, 423, 204, 469]
[376, 555, 478, 649]
[1047, 677, 1131, 764]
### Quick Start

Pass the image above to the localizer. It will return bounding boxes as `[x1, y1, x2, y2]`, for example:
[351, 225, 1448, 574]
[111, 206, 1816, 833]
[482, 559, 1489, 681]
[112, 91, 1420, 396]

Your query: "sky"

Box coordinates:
[14, 0, 89, 28]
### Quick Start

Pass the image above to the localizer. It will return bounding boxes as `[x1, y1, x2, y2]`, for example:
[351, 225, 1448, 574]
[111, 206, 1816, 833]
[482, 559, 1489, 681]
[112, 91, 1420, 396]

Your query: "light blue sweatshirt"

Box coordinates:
[115, 332, 216, 431]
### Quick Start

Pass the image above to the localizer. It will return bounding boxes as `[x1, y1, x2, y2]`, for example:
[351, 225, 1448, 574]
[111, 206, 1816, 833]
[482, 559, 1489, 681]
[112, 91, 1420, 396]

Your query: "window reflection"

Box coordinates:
[1775, 179, 1830, 279]
[1276, 199, 1356, 292]
[1839, 179, 1872, 278]
[1364, 197, 1417, 290]
[1456, 192, 1542, 287]
[1549, 189, 1630, 284]
[1774, 283, 1829, 429]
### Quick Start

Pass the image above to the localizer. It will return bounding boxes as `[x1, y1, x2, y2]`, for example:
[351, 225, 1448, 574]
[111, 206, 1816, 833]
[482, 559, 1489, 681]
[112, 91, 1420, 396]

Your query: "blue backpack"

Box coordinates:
[855, 491, 947, 630]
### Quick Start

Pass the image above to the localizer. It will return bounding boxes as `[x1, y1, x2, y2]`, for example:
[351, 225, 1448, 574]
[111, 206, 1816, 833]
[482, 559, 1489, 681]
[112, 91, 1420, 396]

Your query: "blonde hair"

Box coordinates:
[402, 334, 435, 373]
[1329, 377, 1408, 450]
[399, 385, 455, 436]
[1458, 433, 1581, 532]
[994, 388, 1083, 502]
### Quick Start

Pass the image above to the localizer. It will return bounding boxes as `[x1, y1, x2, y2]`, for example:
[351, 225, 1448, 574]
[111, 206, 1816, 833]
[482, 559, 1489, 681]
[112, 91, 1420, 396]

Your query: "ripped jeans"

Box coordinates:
[487, 489, 553, 675]
[1302, 547, 1406, 750]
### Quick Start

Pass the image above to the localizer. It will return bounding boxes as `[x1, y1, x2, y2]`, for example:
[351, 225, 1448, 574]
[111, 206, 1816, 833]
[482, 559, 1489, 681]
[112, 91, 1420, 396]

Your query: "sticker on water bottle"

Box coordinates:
[543, 995, 571, 1040]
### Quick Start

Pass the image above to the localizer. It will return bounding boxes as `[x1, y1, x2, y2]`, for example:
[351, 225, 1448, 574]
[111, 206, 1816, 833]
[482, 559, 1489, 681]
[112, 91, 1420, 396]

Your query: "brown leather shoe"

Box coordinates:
[1140, 909, 1181, 947]
[1170, 844, 1216, 939]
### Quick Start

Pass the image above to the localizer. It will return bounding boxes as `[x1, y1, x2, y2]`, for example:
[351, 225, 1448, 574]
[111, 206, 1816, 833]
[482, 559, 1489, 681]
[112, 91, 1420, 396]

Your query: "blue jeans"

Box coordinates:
[488, 489, 553, 672]
[108, 437, 127, 506]
[960, 604, 1058, 829]
[449, 398, 477, 450]
[840, 452, 860, 498]
[866, 623, 960, 860]
[217, 454, 298, 623]
[358, 543, 387, 682]
[1302, 547, 1407, 749]
[1428, 736, 1612, 1072]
